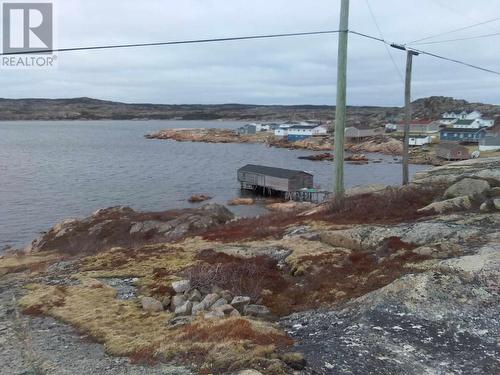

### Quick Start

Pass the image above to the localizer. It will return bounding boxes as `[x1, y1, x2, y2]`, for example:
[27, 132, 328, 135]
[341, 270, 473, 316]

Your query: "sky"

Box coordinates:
[1, 0, 499, 106]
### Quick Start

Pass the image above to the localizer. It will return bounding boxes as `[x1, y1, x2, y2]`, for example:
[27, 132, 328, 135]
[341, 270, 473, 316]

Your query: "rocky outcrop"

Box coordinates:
[25, 204, 234, 255]
[282, 233, 499, 375]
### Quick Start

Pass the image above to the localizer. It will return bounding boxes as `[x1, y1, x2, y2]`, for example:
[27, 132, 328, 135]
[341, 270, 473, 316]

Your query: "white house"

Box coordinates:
[274, 123, 294, 137]
[312, 124, 328, 136]
[479, 134, 500, 151]
[477, 118, 495, 128]
[442, 110, 482, 120]
[409, 135, 432, 146]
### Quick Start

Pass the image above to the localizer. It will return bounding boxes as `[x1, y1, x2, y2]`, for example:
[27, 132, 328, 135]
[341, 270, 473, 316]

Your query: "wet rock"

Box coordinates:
[227, 198, 255, 206]
[231, 296, 251, 313]
[188, 194, 212, 203]
[174, 301, 193, 317]
[172, 279, 191, 294]
[244, 304, 273, 320]
[417, 196, 472, 214]
[140, 297, 163, 312]
[444, 178, 490, 200]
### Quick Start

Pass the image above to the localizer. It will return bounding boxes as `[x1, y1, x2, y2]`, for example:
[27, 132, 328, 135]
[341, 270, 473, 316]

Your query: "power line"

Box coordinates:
[364, 0, 404, 82]
[406, 16, 500, 45]
[349, 30, 500, 76]
[410, 31, 500, 45]
[0, 30, 340, 56]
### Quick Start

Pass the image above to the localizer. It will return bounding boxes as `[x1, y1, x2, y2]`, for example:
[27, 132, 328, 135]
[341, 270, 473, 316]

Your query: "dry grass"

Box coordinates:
[0, 251, 62, 276]
[19, 282, 296, 374]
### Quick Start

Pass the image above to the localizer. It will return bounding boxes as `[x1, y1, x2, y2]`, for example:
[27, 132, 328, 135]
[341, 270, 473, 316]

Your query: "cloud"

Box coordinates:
[1, 0, 499, 105]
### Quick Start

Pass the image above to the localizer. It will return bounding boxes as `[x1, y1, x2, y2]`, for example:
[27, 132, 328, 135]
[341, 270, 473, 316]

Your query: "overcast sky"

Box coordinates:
[2, 0, 500, 106]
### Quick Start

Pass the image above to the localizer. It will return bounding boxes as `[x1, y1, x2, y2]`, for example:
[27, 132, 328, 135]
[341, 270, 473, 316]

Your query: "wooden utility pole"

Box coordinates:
[333, 0, 350, 199]
[402, 50, 418, 185]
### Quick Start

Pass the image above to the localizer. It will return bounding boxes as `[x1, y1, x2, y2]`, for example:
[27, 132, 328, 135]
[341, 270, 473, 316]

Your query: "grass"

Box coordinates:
[0, 251, 62, 276]
[19, 282, 295, 374]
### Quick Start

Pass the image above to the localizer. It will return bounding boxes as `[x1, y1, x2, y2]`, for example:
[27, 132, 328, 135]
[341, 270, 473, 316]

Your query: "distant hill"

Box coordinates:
[0, 96, 498, 126]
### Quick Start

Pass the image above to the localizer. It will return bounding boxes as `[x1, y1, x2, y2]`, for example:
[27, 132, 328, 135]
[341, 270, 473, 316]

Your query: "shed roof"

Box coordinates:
[238, 164, 312, 178]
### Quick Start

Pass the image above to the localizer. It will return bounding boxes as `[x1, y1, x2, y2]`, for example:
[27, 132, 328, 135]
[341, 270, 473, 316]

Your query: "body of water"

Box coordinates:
[0, 120, 427, 249]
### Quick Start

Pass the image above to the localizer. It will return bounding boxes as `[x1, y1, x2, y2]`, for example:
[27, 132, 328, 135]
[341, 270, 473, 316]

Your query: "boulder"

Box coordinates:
[490, 187, 500, 197]
[200, 293, 220, 309]
[210, 298, 228, 310]
[168, 316, 194, 328]
[172, 279, 191, 293]
[204, 310, 225, 320]
[243, 304, 273, 320]
[188, 194, 212, 203]
[191, 302, 206, 316]
[140, 297, 163, 312]
[494, 199, 500, 210]
[186, 288, 202, 302]
[170, 294, 187, 312]
[444, 178, 490, 200]
[229, 309, 241, 317]
[231, 296, 251, 313]
[219, 290, 233, 302]
[417, 196, 472, 214]
[227, 198, 255, 206]
[174, 301, 193, 317]
[214, 304, 236, 316]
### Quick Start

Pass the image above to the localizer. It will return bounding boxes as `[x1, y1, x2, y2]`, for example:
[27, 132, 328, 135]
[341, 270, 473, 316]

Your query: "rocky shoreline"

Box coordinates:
[146, 127, 445, 165]
[0, 157, 499, 374]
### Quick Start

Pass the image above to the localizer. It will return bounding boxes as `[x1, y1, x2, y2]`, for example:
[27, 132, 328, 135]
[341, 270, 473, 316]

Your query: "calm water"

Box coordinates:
[0, 120, 427, 249]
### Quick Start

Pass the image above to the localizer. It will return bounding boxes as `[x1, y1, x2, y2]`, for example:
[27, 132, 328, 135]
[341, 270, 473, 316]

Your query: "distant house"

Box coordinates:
[312, 124, 329, 136]
[479, 134, 500, 152]
[345, 127, 384, 141]
[237, 124, 257, 135]
[451, 119, 482, 129]
[436, 143, 470, 160]
[287, 125, 322, 141]
[388, 120, 440, 135]
[442, 110, 482, 120]
[237, 164, 313, 193]
[477, 118, 495, 128]
[440, 127, 486, 143]
[409, 135, 432, 146]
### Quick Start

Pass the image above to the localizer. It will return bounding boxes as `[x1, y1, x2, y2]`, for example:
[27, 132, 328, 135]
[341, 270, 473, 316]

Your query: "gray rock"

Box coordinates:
[172, 279, 191, 294]
[186, 288, 202, 302]
[231, 296, 251, 313]
[169, 316, 194, 328]
[219, 290, 233, 302]
[214, 304, 236, 316]
[236, 371, 264, 375]
[174, 301, 193, 317]
[489, 187, 500, 197]
[191, 302, 206, 316]
[140, 297, 163, 312]
[243, 304, 273, 320]
[204, 310, 225, 320]
[444, 178, 490, 200]
[200, 293, 219, 309]
[418, 196, 472, 214]
[210, 298, 228, 310]
[170, 294, 187, 312]
[493, 198, 500, 210]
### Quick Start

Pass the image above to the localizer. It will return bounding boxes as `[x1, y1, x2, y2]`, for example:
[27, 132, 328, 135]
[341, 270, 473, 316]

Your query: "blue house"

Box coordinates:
[440, 128, 486, 143]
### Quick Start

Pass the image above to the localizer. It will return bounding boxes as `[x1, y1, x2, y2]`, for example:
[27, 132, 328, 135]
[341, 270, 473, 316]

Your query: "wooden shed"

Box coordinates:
[237, 164, 313, 194]
[436, 143, 470, 160]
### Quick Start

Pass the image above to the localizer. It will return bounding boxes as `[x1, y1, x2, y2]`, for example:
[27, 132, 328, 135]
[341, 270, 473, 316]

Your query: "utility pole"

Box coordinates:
[333, 0, 350, 200]
[402, 50, 418, 185]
